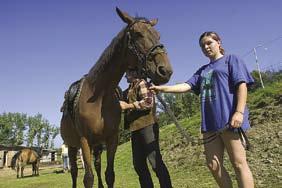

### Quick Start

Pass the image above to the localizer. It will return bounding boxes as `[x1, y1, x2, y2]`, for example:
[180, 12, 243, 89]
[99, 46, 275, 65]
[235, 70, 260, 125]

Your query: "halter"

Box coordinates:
[126, 20, 167, 76]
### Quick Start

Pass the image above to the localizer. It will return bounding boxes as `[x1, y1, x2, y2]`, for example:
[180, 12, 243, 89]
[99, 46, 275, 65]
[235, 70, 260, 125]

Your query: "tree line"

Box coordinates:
[0, 112, 59, 149]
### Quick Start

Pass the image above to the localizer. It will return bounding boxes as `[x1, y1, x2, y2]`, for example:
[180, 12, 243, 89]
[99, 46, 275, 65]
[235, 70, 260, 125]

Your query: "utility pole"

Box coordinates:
[243, 36, 282, 89]
[253, 46, 265, 88]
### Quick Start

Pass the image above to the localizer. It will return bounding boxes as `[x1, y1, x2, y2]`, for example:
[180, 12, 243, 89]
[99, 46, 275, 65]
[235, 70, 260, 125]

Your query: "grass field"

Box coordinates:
[0, 140, 218, 188]
[0, 119, 238, 188]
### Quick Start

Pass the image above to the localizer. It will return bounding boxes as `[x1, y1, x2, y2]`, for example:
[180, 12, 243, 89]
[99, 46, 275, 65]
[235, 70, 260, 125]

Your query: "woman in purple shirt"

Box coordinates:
[150, 31, 254, 188]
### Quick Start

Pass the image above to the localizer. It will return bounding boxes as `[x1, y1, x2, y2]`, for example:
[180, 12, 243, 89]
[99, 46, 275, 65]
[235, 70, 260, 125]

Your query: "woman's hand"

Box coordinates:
[149, 85, 162, 93]
[120, 101, 135, 110]
[230, 111, 244, 128]
[119, 101, 129, 110]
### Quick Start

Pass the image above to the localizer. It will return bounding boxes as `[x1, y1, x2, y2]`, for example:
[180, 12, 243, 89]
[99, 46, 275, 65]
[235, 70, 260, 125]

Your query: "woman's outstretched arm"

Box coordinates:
[150, 83, 191, 93]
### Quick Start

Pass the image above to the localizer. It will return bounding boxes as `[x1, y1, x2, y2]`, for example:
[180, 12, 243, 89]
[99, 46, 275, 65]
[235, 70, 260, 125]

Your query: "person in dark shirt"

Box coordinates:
[120, 68, 172, 188]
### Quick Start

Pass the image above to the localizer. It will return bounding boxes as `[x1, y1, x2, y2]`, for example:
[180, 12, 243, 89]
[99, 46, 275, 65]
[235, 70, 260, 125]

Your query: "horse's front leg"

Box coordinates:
[81, 137, 94, 188]
[105, 133, 118, 188]
[94, 145, 104, 188]
[21, 166, 24, 178]
[69, 147, 78, 188]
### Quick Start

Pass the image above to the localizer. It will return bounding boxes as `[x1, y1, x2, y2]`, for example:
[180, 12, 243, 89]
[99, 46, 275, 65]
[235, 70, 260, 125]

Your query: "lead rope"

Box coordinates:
[238, 127, 252, 151]
[156, 93, 193, 143]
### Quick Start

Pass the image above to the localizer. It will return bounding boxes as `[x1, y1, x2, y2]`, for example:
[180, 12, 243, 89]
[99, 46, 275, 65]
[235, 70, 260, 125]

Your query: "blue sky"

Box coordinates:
[1, 0, 282, 147]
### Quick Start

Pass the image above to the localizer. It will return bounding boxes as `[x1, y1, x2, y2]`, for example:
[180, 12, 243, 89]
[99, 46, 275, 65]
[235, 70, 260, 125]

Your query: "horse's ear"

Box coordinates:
[149, 18, 158, 26]
[116, 7, 134, 25]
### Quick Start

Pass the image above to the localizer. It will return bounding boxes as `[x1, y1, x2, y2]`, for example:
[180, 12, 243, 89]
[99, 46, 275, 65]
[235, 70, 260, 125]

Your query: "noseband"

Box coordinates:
[126, 20, 166, 74]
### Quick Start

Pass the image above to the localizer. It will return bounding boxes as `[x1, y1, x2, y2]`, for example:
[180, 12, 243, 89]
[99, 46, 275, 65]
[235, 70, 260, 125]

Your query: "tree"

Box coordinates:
[50, 126, 60, 148]
[26, 116, 37, 146]
[12, 113, 27, 145]
[0, 112, 27, 145]
[181, 92, 200, 118]
[0, 112, 59, 148]
[156, 92, 200, 127]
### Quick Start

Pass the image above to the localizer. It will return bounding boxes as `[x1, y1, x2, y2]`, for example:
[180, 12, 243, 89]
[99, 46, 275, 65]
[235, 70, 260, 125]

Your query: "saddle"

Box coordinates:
[61, 77, 85, 118]
[61, 76, 123, 118]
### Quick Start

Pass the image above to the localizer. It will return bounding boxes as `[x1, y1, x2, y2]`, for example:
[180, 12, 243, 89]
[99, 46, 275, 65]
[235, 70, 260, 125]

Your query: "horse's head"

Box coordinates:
[116, 8, 173, 85]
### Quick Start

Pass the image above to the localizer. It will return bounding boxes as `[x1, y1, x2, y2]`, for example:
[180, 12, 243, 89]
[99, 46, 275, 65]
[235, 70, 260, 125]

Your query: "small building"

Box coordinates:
[0, 145, 25, 168]
[41, 149, 58, 163]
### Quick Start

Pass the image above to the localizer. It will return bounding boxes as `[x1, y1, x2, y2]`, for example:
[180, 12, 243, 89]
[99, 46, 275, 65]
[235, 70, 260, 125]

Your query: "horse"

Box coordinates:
[11, 148, 40, 178]
[60, 7, 173, 188]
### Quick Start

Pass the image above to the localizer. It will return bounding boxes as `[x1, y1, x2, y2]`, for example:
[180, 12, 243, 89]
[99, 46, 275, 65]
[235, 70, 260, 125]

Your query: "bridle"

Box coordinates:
[126, 20, 167, 76]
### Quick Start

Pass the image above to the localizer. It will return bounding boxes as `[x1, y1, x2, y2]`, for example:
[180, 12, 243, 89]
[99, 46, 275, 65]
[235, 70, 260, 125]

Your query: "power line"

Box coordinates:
[242, 36, 282, 58]
[241, 35, 282, 89]
[261, 62, 282, 71]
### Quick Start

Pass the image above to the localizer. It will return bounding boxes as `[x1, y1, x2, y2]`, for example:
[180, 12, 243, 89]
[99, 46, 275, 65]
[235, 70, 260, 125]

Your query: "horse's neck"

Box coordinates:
[87, 29, 128, 93]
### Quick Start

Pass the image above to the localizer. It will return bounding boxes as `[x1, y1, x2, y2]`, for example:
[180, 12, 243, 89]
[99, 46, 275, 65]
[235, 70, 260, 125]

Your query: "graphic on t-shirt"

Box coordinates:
[201, 70, 216, 101]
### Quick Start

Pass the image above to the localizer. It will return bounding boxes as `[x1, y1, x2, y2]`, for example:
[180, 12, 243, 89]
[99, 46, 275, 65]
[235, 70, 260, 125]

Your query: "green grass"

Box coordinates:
[0, 114, 230, 188]
[0, 167, 82, 188]
[0, 117, 221, 188]
[248, 81, 282, 108]
[0, 131, 218, 188]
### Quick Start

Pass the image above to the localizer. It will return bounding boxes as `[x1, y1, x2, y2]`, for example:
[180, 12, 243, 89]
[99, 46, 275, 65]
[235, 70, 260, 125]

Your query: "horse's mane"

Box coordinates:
[87, 27, 127, 85]
[87, 16, 151, 87]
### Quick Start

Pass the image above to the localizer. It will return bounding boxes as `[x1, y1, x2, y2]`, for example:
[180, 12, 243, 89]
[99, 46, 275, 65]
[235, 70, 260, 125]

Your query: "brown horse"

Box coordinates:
[11, 148, 40, 178]
[60, 7, 172, 188]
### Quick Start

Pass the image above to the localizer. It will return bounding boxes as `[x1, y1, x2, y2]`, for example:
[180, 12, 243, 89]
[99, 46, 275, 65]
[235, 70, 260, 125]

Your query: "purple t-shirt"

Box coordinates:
[186, 54, 254, 132]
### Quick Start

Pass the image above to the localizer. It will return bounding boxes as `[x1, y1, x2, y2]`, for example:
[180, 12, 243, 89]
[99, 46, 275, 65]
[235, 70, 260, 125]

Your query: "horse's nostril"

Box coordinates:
[157, 66, 167, 76]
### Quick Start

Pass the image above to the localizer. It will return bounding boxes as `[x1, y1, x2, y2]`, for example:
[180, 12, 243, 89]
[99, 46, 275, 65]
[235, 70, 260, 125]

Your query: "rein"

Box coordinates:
[156, 93, 193, 143]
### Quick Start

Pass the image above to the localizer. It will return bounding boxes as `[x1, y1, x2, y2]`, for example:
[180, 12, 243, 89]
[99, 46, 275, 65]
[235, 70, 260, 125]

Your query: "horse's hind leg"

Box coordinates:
[21, 166, 24, 178]
[81, 137, 94, 188]
[36, 160, 40, 176]
[32, 163, 35, 176]
[94, 145, 104, 188]
[105, 133, 118, 188]
[16, 165, 19, 178]
[69, 147, 78, 188]
[32, 163, 38, 176]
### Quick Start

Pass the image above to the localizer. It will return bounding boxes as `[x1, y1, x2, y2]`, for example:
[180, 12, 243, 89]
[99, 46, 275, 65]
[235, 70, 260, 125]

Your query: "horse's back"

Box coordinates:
[20, 149, 39, 164]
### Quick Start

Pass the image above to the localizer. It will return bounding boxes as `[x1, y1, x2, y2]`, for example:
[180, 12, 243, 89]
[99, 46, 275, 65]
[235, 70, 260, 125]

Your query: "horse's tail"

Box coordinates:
[11, 151, 21, 170]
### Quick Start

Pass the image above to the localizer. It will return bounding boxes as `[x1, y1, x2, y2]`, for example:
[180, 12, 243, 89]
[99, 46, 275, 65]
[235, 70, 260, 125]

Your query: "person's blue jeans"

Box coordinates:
[62, 155, 69, 170]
